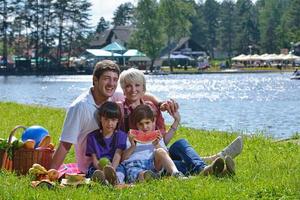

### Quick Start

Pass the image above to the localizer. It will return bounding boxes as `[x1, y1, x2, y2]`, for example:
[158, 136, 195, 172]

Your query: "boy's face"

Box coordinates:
[101, 116, 119, 134]
[136, 118, 155, 132]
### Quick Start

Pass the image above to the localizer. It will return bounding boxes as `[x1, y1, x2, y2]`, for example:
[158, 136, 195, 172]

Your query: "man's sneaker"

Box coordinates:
[140, 170, 160, 182]
[218, 136, 243, 159]
[91, 170, 107, 185]
[171, 171, 187, 179]
[212, 157, 225, 176]
[224, 155, 235, 176]
[103, 166, 118, 185]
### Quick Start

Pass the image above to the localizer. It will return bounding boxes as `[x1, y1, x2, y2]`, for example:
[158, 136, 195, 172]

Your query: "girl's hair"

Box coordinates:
[95, 101, 121, 148]
[119, 68, 146, 92]
[130, 104, 155, 127]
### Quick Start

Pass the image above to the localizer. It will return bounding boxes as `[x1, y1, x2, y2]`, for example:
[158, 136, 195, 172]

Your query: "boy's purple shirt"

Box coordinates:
[85, 129, 127, 161]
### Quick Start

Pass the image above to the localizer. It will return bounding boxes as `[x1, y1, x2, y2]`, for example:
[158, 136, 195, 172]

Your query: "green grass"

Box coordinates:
[0, 102, 299, 199]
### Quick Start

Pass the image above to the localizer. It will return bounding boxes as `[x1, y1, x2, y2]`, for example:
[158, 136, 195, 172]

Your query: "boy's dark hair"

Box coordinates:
[95, 101, 121, 148]
[130, 104, 155, 127]
[93, 60, 120, 81]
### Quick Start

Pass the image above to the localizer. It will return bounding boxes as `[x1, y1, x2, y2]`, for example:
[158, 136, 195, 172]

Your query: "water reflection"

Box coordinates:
[0, 73, 299, 139]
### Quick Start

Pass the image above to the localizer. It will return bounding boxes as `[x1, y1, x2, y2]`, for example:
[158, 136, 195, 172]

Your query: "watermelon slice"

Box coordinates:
[129, 129, 160, 144]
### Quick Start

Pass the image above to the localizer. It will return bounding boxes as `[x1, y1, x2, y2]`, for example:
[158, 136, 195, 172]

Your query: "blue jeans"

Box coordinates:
[169, 139, 207, 175]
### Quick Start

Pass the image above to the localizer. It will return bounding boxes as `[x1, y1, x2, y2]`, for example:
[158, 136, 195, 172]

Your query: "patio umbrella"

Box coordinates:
[86, 49, 122, 57]
[161, 54, 193, 60]
[123, 49, 146, 57]
[102, 42, 126, 52]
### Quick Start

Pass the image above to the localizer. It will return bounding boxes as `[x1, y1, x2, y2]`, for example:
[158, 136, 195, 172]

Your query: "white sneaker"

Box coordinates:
[218, 136, 243, 159]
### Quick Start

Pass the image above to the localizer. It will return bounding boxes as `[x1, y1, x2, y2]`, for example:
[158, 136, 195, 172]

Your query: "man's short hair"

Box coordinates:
[93, 60, 120, 79]
[119, 68, 146, 92]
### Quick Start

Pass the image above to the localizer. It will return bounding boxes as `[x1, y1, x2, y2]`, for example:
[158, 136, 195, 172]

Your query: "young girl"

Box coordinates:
[121, 104, 185, 183]
[85, 101, 127, 185]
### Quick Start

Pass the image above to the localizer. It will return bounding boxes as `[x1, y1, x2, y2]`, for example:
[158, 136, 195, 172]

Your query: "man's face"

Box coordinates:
[93, 71, 119, 99]
[136, 118, 155, 132]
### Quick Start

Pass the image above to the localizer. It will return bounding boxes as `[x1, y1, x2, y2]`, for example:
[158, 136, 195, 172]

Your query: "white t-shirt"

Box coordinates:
[123, 138, 168, 163]
[60, 88, 124, 172]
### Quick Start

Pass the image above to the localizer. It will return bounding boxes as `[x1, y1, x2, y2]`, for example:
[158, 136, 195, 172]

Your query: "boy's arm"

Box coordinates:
[91, 154, 100, 169]
[111, 149, 123, 169]
[121, 135, 137, 161]
[164, 110, 181, 145]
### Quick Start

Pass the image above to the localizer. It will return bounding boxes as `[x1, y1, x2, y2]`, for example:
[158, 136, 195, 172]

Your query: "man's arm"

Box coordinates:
[50, 141, 72, 169]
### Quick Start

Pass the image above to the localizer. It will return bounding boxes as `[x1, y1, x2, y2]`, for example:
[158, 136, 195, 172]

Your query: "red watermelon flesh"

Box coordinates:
[129, 129, 160, 144]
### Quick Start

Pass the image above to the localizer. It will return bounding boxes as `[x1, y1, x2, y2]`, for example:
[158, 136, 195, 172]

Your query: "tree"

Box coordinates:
[219, 0, 236, 59]
[258, 0, 281, 53]
[280, 0, 300, 49]
[112, 2, 134, 26]
[96, 17, 109, 33]
[129, 0, 163, 69]
[203, 0, 219, 58]
[235, 0, 260, 54]
[0, 0, 15, 65]
[159, 0, 195, 71]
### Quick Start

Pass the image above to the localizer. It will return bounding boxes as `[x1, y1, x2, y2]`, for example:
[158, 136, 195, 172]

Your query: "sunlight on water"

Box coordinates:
[0, 73, 299, 139]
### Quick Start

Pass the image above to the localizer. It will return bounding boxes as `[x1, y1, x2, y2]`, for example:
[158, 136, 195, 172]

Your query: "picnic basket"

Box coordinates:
[0, 125, 54, 175]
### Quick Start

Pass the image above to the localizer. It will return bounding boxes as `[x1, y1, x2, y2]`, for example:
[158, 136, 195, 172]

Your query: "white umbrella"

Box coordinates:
[86, 49, 122, 57]
[123, 49, 146, 57]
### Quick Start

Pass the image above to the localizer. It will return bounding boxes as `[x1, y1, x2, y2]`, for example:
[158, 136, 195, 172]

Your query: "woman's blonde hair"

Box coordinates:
[119, 68, 146, 92]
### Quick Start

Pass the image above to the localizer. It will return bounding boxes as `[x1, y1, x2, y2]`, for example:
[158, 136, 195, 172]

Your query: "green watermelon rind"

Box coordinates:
[129, 129, 160, 144]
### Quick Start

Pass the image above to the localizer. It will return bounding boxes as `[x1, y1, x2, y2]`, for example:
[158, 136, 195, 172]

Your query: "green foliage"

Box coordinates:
[112, 2, 135, 26]
[129, 0, 164, 66]
[96, 17, 110, 34]
[0, 102, 299, 199]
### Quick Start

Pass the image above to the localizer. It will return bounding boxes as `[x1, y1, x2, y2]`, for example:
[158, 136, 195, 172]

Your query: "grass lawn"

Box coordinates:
[0, 102, 299, 199]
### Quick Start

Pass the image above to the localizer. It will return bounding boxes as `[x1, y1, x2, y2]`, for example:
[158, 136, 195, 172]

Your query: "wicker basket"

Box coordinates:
[0, 125, 54, 175]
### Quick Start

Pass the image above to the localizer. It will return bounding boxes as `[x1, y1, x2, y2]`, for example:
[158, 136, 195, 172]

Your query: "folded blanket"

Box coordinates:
[58, 163, 82, 178]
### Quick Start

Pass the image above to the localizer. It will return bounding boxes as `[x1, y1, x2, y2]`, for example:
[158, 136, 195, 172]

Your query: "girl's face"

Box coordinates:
[136, 118, 155, 132]
[101, 116, 119, 135]
[123, 81, 144, 103]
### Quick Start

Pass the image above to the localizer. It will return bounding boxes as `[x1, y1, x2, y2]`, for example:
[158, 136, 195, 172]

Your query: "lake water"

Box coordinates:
[0, 73, 299, 139]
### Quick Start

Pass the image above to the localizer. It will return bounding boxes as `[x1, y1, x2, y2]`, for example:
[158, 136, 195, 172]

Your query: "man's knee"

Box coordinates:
[170, 138, 190, 151]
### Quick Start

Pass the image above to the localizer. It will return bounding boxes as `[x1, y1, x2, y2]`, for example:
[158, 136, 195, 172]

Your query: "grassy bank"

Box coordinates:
[0, 102, 299, 199]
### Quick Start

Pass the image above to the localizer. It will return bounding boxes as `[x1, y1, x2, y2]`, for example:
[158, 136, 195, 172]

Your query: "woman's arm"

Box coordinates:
[164, 110, 181, 145]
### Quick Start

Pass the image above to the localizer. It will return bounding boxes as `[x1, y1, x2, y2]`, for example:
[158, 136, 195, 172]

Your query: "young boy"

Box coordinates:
[121, 104, 185, 183]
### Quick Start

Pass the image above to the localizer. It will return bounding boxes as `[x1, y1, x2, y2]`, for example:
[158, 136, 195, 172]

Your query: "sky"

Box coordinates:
[89, 0, 137, 27]
[89, 0, 257, 27]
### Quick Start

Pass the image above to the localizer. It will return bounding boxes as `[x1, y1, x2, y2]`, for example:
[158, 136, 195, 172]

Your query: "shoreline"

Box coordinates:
[0, 69, 294, 76]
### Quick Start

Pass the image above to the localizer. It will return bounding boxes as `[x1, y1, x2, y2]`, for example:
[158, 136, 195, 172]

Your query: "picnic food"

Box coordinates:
[129, 129, 160, 144]
[98, 157, 111, 170]
[21, 125, 49, 148]
[38, 135, 51, 148]
[65, 173, 85, 183]
[23, 139, 35, 149]
[47, 169, 59, 181]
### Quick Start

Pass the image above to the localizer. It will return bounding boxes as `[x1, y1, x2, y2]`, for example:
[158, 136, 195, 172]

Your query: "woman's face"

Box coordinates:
[123, 81, 144, 103]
